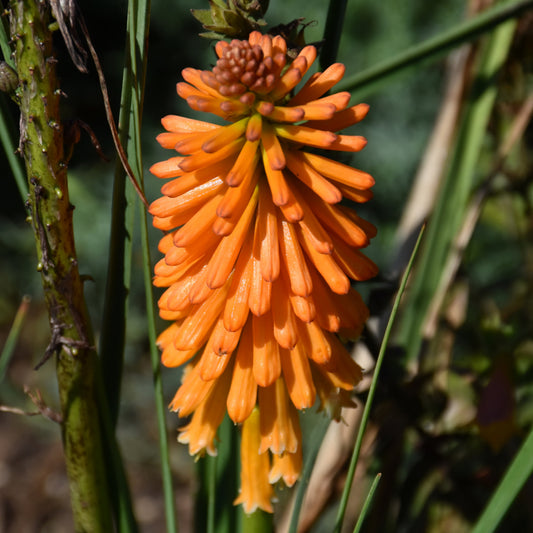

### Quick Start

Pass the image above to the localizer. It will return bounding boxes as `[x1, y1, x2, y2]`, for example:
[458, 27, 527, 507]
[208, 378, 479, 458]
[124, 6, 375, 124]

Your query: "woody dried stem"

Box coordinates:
[9, 1, 112, 530]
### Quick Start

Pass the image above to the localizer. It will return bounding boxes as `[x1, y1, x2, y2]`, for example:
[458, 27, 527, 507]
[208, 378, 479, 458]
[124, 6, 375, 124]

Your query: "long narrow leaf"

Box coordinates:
[0, 295, 30, 382]
[0, 97, 27, 200]
[333, 225, 426, 533]
[288, 414, 331, 533]
[337, 0, 533, 97]
[319, 0, 348, 70]
[352, 473, 382, 533]
[396, 18, 517, 361]
[471, 425, 533, 533]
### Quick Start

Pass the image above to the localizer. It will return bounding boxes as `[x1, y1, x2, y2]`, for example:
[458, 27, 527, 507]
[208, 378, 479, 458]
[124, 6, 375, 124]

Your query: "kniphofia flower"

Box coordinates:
[149, 31, 378, 513]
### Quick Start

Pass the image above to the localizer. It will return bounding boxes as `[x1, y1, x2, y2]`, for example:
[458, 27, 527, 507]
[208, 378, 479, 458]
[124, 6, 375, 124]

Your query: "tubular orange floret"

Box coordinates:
[305, 102, 370, 132]
[288, 62, 346, 106]
[150, 156, 187, 179]
[178, 138, 245, 173]
[269, 450, 302, 487]
[227, 322, 257, 423]
[252, 313, 281, 387]
[161, 114, 219, 133]
[278, 218, 313, 297]
[285, 151, 342, 204]
[178, 367, 231, 456]
[226, 140, 260, 187]
[301, 151, 375, 190]
[258, 378, 301, 454]
[223, 236, 253, 332]
[271, 278, 298, 349]
[206, 188, 258, 289]
[280, 343, 316, 409]
[234, 408, 274, 514]
[248, 251, 272, 317]
[169, 363, 215, 417]
[255, 184, 280, 283]
[261, 147, 293, 207]
[261, 123, 286, 171]
[275, 124, 337, 149]
[298, 226, 350, 295]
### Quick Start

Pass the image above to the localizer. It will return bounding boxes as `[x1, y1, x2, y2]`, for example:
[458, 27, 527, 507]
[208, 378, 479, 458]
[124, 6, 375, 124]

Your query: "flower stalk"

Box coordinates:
[9, 1, 112, 530]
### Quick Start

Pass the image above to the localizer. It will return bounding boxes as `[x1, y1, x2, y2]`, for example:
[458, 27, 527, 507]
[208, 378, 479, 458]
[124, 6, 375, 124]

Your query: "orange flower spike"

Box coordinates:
[245, 113, 263, 141]
[292, 187, 333, 255]
[227, 322, 257, 423]
[234, 408, 274, 514]
[165, 228, 219, 267]
[150, 29, 379, 512]
[299, 187, 370, 248]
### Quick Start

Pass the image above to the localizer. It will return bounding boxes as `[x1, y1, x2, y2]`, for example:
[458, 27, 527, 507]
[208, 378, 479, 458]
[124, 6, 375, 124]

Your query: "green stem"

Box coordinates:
[319, 0, 348, 70]
[337, 0, 533, 95]
[9, 1, 112, 530]
[333, 226, 425, 533]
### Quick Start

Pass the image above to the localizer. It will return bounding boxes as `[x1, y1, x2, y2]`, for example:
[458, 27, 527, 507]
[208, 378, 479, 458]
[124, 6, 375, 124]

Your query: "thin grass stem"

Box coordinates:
[333, 225, 426, 533]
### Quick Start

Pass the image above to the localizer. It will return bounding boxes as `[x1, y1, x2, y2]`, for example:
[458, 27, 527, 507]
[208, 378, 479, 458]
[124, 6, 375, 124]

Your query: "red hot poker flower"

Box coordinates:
[149, 30, 378, 514]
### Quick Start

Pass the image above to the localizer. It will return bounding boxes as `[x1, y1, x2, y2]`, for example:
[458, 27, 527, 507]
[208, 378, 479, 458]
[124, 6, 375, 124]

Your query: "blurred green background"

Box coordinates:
[1, 0, 532, 531]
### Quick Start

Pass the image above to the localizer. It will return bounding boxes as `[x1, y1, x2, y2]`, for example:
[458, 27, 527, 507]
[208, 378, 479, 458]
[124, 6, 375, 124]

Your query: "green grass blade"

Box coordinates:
[130, 2, 178, 530]
[471, 425, 533, 533]
[333, 225, 426, 533]
[288, 414, 331, 533]
[352, 473, 382, 533]
[141, 208, 178, 533]
[0, 97, 28, 200]
[196, 416, 239, 533]
[0, 12, 15, 67]
[396, 18, 517, 361]
[0, 295, 30, 382]
[337, 0, 533, 97]
[319, 0, 348, 70]
[94, 372, 139, 533]
[97, 1, 153, 530]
